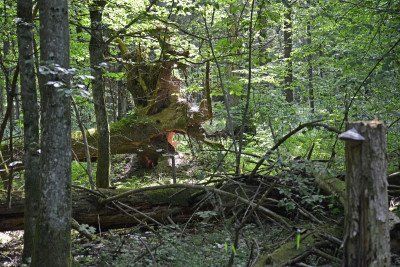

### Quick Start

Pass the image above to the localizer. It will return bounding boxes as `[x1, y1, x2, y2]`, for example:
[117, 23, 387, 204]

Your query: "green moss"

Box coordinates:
[144, 188, 199, 206]
[110, 110, 155, 134]
[255, 225, 342, 267]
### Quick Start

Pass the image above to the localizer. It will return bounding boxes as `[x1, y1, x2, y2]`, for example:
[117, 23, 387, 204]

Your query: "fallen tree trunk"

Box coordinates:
[1, 99, 212, 169]
[71, 100, 209, 162]
[0, 186, 205, 232]
[1, 35, 212, 169]
[0, 181, 291, 232]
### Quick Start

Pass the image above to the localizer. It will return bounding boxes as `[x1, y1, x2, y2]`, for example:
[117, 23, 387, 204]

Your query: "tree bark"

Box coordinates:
[283, 1, 293, 102]
[16, 0, 40, 261]
[236, 0, 255, 176]
[0, 81, 3, 117]
[203, 61, 213, 119]
[306, 0, 314, 113]
[89, 0, 110, 189]
[71, 99, 209, 162]
[33, 0, 72, 265]
[0, 61, 19, 189]
[342, 121, 391, 266]
[117, 79, 127, 119]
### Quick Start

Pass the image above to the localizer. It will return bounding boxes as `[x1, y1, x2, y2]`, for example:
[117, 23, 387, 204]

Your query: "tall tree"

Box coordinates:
[32, 0, 72, 265]
[306, 0, 314, 113]
[89, 0, 110, 188]
[16, 0, 40, 262]
[283, 0, 293, 102]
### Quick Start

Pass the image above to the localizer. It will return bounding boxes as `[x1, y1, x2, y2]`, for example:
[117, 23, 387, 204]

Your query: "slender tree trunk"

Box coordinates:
[89, 0, 110, 188]
[6, 94, 14, 208]
[0, 83, 3, 117]
[116, 55, 127, 120]
[117, 79, 127, 120]
[236, 0, 255, 175]
[283, 1, 293, 102]
[14, 85, 20, 120]
[203, 14, 238, 161]
[32, 0, 72, 265]
[72, 98, 95, 189]
[110, 79, 119, 122]
[0, 62, 19, 161]
[306, 0, 314, 113]
[16, 3, 41, 249]
[342, 121, 391, 266]
[204, 61, 213, 119]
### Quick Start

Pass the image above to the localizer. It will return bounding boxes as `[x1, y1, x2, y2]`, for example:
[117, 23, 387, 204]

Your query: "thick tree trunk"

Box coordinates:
[71, 98, 210, 164]
[89, 0, 110, 189]
[33, 0, 72, 266]
[1, 99, 210, 169]
[341, 121, 391, 266]
[16, 0, 40, 261]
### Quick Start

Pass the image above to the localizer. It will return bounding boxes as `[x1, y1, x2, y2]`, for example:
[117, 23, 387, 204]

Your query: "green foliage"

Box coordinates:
[1, 0, 399, 264]
[71, 161, 95, 188]
[71, 224, 288, 266]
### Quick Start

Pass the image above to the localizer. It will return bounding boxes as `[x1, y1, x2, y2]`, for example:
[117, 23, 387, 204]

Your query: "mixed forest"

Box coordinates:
[0, 0, 400, 266]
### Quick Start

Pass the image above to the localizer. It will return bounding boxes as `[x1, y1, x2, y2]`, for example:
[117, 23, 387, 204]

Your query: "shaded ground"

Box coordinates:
[0, 223, 290, 266]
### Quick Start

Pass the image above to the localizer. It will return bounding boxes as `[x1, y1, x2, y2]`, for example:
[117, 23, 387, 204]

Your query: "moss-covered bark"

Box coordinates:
[71, 99, 209, 163]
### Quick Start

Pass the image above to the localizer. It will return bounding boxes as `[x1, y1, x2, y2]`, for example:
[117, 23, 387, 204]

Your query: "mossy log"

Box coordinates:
[0, 186, 205, 232]
[254, 226, 342, 266]
[71, 99, 209, 163]
[0, 99, 210, 172]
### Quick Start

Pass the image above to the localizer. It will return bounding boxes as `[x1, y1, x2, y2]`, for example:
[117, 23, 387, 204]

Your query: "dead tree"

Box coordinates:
[339, 120, 391, 266]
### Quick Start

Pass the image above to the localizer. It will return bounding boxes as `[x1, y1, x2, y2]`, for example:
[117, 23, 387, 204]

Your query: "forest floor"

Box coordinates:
[1, 152, 400, 266]
[0, 222, 291, 266]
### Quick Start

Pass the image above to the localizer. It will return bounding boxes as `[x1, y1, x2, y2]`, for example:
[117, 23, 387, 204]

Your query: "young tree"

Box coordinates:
[16, 0, 40, 262]
[32, 0, 72, 265]
[89, 0, 110, 188]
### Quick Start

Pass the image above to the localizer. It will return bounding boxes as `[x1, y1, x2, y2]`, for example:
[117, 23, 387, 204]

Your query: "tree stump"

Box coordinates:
[340, 120, 390, 266]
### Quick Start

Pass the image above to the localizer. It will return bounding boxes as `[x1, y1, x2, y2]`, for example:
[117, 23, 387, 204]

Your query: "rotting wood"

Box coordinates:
[99, 183, 291, 229]
[0, 187, 204, 231]
[254, 226, 342, 267]
[0, 182, 291, 231]
[341, 121, 391, 266]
